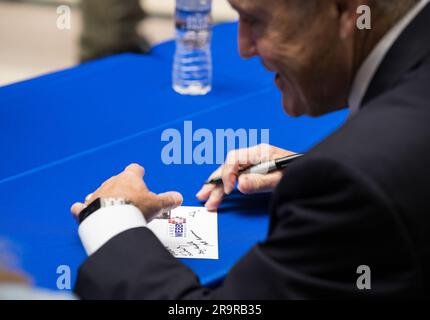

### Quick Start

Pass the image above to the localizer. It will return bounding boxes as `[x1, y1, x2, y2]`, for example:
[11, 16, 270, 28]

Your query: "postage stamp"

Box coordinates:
[168, 217, 187, 238]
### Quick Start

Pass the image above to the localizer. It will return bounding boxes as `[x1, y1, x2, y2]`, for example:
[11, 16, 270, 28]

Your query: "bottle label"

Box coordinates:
[175, 9, 211, 32]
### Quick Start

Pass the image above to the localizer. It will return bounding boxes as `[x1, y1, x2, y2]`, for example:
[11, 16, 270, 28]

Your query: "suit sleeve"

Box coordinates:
[74, 158, 420, 299]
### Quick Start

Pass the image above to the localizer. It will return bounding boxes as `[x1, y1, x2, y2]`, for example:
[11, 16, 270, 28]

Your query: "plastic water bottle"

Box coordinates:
[173, 0, 212, 96]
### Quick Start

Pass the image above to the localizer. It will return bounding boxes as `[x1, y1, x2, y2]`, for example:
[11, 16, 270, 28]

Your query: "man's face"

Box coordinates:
[228, 0, 355, 117]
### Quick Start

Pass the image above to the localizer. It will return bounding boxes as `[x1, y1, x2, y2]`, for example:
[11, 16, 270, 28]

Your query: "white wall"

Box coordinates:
[143, 0, 238, 21]
[28, 0, 238, 21]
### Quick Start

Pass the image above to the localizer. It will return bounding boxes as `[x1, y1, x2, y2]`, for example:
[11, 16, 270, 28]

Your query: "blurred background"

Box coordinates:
[0, 0, 238, 87]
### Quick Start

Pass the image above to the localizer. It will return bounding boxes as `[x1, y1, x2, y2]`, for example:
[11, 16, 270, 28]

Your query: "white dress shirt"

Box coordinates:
[349, 0, 430, 115]
[79, 204, 147, 255]
[78, 0, 430, 257]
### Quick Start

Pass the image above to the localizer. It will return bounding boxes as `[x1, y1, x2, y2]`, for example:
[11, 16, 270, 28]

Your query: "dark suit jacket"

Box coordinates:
[74, 4, 430, 299]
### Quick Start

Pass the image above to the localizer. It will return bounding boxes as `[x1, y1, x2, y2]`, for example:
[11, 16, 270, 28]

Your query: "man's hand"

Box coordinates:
[71, 163, 183, 221]
[196, 144, 296, 211]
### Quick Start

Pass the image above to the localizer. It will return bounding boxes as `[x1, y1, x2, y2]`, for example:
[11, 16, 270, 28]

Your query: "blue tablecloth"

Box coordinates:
[0, 23, 347, 290]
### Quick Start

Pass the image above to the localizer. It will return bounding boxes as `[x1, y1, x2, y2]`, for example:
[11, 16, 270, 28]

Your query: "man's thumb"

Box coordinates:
[157, 192, 183, 211]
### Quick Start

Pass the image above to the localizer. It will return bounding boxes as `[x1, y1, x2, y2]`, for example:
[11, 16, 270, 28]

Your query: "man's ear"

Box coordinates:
[336, 0, 370, 39]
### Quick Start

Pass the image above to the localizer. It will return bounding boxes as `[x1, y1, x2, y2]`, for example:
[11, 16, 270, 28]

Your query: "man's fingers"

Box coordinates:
[156, 191, 183, 212]
[196, 165, 223, 200]
[85, 193, 93, 203]
[205, 186, 225, 211]
[221, 146, 270, 195]
[124, 163, 145, 177]
[196, 183, 216, 200]
[222, 151, 241, 195]
[71, 202, 86, 217]
[222, 149, 246, 192]
[237, 171, 284, 194]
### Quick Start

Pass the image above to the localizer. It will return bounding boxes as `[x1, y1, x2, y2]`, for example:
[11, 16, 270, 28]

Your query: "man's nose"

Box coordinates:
[238, 22, 258, 59]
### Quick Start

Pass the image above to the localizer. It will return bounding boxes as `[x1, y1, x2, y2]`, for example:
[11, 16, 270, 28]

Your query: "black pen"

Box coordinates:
[205, 153, 304, 185]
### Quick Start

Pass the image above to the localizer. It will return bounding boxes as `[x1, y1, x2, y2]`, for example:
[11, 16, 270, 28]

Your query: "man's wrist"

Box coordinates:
[79, 197, 136, 224]
[78, 203, 147, 256]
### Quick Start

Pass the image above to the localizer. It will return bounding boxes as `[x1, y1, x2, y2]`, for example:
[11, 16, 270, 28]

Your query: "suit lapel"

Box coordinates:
[362, 2, 430, 107]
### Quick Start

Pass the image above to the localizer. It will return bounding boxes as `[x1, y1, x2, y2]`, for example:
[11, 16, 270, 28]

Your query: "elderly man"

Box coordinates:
[71, 0, 430, 299]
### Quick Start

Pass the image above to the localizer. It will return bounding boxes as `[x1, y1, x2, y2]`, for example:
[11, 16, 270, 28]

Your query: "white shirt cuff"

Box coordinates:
[78, 205, 147, 256]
